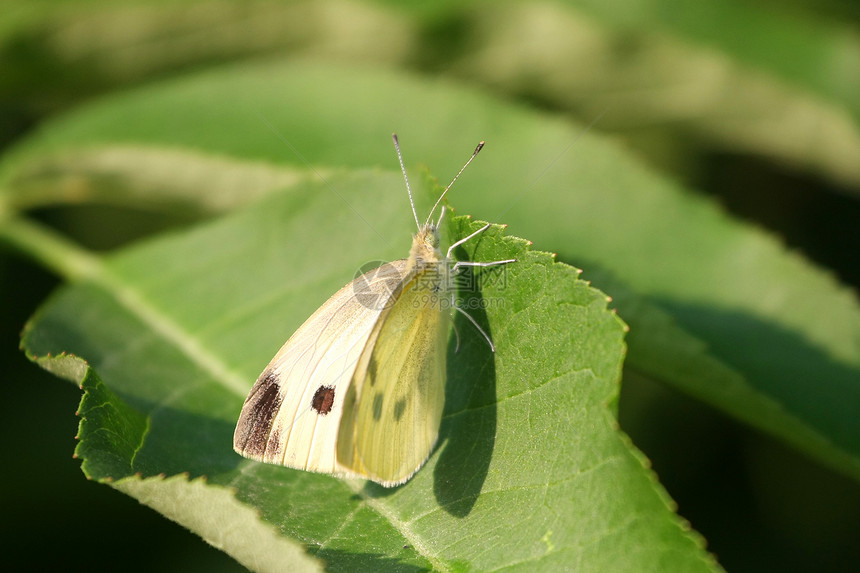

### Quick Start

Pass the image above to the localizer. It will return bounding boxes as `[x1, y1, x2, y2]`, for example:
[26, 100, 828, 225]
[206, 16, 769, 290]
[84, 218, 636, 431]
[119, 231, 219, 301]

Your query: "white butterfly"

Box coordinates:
[233, 135, 514, 486]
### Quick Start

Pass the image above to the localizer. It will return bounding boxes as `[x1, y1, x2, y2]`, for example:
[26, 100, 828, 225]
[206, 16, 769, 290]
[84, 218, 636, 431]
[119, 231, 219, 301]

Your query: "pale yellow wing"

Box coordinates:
[233, 259, 409, 478]
[336, 265, 449, 486]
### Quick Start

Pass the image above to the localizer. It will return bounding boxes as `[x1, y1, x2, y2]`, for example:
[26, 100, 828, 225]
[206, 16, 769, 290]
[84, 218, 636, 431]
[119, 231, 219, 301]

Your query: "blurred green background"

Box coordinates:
[2, 1, 859, 570]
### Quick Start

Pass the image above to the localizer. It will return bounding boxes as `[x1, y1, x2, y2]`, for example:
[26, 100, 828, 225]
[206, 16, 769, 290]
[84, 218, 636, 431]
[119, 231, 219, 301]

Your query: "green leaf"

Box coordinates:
[70, 363, 318, 571]
[19, 171, 715, 571]
[75, 366, 149, 479]
[426, 0, 860, 190]
[0, 0, 412, 117]
[0, 145, 311, 214]
[3, 60, 859, 482]
[3, 0, 859, 189]
[114, 474, 324, 573]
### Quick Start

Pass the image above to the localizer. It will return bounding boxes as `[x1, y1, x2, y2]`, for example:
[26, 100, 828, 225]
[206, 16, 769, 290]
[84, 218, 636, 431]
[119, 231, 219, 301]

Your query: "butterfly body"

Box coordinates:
[233, 136, 513, 487]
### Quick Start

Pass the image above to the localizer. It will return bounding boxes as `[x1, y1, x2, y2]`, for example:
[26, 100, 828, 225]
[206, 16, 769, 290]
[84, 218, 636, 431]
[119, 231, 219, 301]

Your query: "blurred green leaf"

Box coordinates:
[0, 0, 412, 116]
[3, 0, 859, 190]
[433, 0, 860, 190]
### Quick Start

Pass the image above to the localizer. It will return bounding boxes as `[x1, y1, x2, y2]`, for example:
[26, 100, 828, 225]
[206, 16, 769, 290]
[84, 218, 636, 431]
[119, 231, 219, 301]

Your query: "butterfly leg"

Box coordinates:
[447, 223, 517, 270]
[451, 317, 462, 353]
[446, 223, 491, 259]
[453, 305, 496, 352]
[446, 222, 516, 353]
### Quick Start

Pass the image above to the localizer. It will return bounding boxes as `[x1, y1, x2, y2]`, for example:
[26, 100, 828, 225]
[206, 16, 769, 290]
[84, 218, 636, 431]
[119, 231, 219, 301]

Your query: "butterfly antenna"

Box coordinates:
[392, 133, 421, 231]
[426, 141, 484, 227]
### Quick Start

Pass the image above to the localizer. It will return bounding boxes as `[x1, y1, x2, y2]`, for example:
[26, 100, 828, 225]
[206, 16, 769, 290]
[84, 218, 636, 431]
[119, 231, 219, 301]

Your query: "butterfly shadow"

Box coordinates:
[431, 262, 500, 517]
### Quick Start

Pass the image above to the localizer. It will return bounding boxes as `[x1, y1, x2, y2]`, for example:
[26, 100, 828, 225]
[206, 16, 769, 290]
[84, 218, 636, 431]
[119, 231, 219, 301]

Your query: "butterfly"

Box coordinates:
[233, 135, 514, 486]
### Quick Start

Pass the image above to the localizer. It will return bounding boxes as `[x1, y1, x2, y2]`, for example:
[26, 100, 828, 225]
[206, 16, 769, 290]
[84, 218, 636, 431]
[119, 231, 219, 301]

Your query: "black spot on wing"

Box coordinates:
[241, 371, 282, 458]
[243, 369, 275, 403]
[393, 397, 407, 421]
[368, 355, 378, 386]
[372, 393, 384, 421]
[311, 385, 336, 415]
[268, 427, 282, 454]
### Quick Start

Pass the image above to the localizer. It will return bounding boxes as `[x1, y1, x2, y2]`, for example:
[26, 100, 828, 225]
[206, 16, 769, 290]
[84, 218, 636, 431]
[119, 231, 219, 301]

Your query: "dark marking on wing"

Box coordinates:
[393, 397, 407, 421]
[244, 369, 276, 404]
[372, 393, 384, 421]
[242, 372, 283, 457]
[368, 355, 378, 386]
[268, 427, 282, 455]
[311, 385, 336, 415]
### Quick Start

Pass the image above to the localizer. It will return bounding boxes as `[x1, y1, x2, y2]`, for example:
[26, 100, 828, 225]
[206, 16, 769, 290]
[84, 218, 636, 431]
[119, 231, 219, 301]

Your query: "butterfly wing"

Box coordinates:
[336, 264, 449, 486]
[233, 259, 409, 477]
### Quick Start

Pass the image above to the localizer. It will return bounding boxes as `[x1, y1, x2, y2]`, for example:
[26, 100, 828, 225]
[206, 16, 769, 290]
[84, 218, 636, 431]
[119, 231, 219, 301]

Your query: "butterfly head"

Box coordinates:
[392, 133, 482, 271]
[409, 224, 442, 268]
